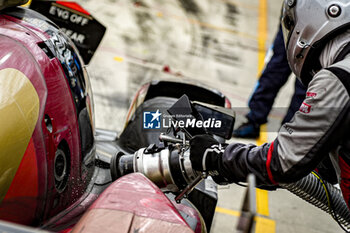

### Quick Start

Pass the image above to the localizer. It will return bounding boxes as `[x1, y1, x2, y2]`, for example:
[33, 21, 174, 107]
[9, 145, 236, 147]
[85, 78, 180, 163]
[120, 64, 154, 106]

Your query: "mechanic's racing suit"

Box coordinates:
[218, 31, 350, 207]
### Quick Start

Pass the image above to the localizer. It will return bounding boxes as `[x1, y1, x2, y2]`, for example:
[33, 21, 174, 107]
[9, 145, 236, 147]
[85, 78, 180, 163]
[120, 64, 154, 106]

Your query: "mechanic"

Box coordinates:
[233, 25, 306, 139]
[190, 0, 350, 208]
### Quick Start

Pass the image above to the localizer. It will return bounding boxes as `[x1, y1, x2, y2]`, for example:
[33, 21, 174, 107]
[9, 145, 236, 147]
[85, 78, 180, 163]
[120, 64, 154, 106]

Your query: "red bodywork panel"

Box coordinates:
[2, 139, 39, 224]
[72, 173, 194, 233]
[0, 14, 86, 224]
[0, 16, 48, 224]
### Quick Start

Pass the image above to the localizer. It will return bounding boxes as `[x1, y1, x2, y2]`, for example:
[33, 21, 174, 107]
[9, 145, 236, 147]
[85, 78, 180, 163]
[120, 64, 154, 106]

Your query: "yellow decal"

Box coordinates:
[21, 0, 32, 7]
[0, 68, 39, 202]
[113, 56, 124, 62]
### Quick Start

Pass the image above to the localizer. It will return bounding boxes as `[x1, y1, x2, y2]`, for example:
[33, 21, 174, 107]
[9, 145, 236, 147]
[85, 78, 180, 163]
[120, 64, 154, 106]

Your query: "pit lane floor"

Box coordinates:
[77, 0, 342, 232]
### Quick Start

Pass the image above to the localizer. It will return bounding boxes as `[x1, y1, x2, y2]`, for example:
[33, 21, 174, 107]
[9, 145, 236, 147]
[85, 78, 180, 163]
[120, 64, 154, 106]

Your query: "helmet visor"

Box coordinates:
[281, 0, 296, 48]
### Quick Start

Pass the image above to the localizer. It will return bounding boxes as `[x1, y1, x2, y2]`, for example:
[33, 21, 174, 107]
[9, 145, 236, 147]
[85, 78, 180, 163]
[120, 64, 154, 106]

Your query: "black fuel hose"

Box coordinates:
[281, 173, 350, 232]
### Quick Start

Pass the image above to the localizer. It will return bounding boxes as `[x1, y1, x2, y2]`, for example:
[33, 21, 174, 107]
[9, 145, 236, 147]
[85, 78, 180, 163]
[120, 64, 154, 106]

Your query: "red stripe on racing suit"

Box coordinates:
[266, 141, 277, 184]
[339, 156, 350, 208]
[216, 60, 350, 203]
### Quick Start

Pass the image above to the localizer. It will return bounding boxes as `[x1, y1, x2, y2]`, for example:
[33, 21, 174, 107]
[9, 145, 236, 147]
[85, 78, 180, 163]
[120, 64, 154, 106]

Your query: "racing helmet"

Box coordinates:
[281, 0, 350, 85]
[0, 6, 95, 225]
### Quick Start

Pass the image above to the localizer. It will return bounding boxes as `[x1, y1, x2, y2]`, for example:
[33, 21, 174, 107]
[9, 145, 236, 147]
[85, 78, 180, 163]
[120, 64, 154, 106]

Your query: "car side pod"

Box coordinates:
[71, 173, 195, 233]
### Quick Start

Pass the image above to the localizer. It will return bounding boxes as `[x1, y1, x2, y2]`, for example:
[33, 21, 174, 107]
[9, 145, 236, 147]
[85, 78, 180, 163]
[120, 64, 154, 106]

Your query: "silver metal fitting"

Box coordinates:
[134, 148, 178, 192]
[133, 147, 199, 193]
[328, 4, 341, 18]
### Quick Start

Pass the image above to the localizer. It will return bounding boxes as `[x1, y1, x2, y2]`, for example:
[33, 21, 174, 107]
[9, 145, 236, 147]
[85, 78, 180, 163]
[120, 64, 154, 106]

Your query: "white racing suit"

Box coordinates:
[218, 31, 350, 207]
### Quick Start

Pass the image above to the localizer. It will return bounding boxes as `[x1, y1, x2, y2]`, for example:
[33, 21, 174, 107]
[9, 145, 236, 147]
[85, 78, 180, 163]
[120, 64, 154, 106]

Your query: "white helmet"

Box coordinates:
[282, 0, 350, 85]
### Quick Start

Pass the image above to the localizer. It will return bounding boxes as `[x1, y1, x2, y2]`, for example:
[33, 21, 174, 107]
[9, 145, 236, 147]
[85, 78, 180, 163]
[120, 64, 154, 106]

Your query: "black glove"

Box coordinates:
[190, 134, 223, 174]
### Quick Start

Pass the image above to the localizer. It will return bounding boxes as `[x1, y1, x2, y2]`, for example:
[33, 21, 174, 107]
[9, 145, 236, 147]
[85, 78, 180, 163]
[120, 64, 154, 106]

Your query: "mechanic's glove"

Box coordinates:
[190, 134, 224, 176]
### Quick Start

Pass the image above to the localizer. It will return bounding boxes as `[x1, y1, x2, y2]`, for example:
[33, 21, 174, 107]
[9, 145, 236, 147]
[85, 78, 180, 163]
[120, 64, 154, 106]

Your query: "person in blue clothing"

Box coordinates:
[233, 25, 307, 138]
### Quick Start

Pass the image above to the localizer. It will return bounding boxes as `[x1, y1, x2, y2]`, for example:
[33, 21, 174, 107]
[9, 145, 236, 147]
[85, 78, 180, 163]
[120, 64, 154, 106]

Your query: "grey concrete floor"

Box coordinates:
[77, 0, 343, 232]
